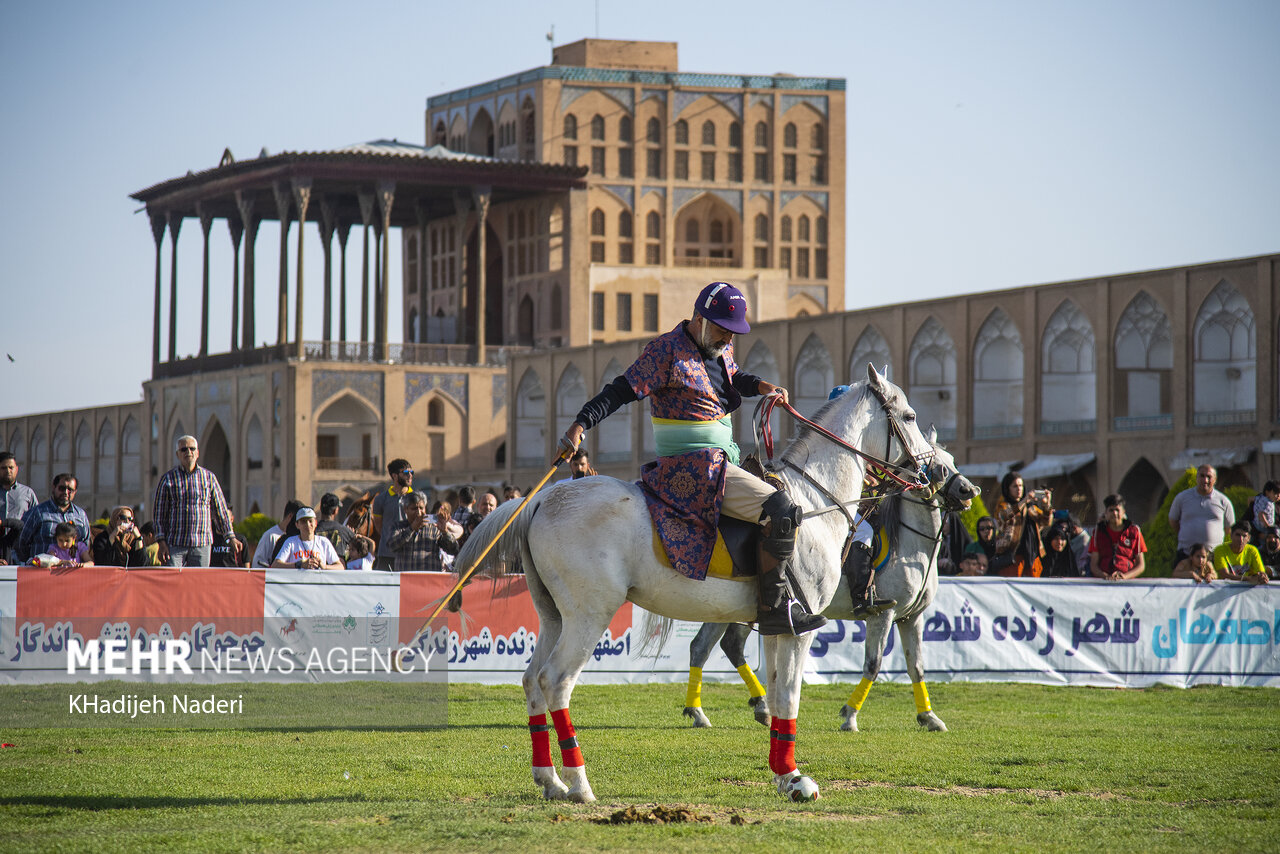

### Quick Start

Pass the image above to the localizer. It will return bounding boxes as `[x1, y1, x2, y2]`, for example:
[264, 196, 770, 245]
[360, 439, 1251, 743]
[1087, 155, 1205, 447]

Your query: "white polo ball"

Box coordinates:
[786, 775, 820, 802]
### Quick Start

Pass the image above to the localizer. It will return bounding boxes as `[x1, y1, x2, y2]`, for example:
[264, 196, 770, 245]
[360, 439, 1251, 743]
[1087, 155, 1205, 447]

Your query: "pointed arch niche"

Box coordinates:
[972, 308, 1023, 439]
[1040, 300, 1096, 434]
[1113, 292, 1172, 431]
[1192, 280, 1256, 426]
[674, 193, 739, 264]
[908, 318, 957, 441]
[793, 334, 834, 419]
[849, 325, 893, 383]
[737, 343, 780, 448]
[595, 359, 633, 464]
[515, 369, 546, 467]
[314, 393, 381, 472]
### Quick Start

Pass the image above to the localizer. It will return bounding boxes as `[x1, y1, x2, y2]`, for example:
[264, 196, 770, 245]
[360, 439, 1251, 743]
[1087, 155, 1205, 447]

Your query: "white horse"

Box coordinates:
[453, 365, 934, 803]
[681, 437, 977, 733]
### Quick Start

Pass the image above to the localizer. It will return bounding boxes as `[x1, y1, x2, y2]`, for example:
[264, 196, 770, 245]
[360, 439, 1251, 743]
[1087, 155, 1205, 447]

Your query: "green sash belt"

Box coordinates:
[651, 416, 740, 466]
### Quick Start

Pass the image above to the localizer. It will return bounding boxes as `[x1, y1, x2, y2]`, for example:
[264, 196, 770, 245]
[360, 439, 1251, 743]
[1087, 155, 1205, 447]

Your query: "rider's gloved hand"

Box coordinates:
[559, 422, 584, 459]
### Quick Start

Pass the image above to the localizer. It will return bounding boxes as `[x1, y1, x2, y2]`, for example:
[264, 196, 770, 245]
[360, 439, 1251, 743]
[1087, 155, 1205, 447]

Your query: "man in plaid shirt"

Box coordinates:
[384, 491, 459, 573]
[152, 435, 235, 567]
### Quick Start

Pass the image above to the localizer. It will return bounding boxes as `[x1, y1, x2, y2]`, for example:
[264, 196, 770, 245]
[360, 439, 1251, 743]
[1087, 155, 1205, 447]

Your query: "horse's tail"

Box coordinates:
[635, 610, 676, 659]
[453, 492, 545, 580]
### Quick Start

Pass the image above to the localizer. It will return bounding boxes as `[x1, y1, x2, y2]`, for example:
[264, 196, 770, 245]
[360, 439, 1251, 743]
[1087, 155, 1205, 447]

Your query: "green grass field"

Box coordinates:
[1, 681, 1277, 853]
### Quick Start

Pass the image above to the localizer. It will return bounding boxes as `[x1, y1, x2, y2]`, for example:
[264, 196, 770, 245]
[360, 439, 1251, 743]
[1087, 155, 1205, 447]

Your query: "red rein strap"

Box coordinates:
[760, 394, 925, 491]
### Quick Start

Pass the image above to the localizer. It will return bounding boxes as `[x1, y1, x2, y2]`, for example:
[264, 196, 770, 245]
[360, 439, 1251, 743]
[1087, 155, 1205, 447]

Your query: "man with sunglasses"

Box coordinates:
[371, 458, 415, 571]
[17, 472, 90, 562]
[152, 435, 234, 567]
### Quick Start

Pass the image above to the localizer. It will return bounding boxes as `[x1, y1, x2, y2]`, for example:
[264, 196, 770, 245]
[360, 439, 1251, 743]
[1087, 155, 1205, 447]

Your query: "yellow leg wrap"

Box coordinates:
[846, 677, 874, 711]
[736, 663, 766, 698]
[913, 681, 932, 714]
[686, 667, 703, 708]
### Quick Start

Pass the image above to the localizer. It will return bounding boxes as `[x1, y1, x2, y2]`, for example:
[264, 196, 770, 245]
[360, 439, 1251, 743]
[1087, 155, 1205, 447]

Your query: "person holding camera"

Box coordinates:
[91, 506, 148, 567]
[991, 472, 1052, 577]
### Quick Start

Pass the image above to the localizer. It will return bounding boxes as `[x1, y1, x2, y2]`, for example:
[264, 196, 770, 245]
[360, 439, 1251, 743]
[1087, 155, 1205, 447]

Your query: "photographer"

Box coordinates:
[991, 472, 1052, 577]
[91, 506, 147, 567]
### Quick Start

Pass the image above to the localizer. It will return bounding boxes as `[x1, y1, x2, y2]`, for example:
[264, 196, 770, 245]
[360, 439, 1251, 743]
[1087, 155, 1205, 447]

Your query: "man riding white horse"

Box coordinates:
[561, 282, 888, 635]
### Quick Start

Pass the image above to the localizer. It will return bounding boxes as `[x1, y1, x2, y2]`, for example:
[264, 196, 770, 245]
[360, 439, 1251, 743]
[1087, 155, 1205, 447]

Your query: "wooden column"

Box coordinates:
[337, 221, 351, 346]
[376, 180, 395, 361]
[272, 182, 292, 347]
[166, 212, 183, 363]
[150, 212, 166, 369]
[228, 217, 244, 352]
[358, 192, 374, 349]
[472, 186, 491, 362]
[452, 192, 471, 347]
[416, 202, 429, 344]
[318, 197, 336, 345]
[196, 202, 213, 357]
[236, 191, 258, 349]
[292, 178, 312, 359]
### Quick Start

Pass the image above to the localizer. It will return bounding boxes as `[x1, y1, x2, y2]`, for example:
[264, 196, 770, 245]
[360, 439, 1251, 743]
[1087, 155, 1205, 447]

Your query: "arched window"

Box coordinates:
[737, 343, 781, 445]
[563, 114, 578, 140]
[619, 115, 633, 141]
[120, 416, 140, 491]
[754, 121, 769, 147]
[783, 122, 797, 148]
[1113, 291, 1172, 425]
[647, 117, 661, 143]
[555, 365, 587, 441]
[849, 326, 893, 382]
[816, 216, 828, 244]
[798, 215, 810, 242]
[701, 120, 716, 146]
[515, 370, 546, 467]
[96, 421, 116, 493]
[908, 317, 958, 440]
[1041, 300, 1096, 431]
[793, 334, 834, 418]
[729, 122, 742, 148]
[1193, 280, 1256, 421]
[780, 216, 792, 241]
[29, 427, 48, 493]
[685, 220, 700, 242]
[972, 309, 1024, 438]
[315, 394, 381, 471]
[428, 398, 444, 427]
[591, 114, 605, 140]
[245, 416, 264, 469]
[434, 121, 447, 146]
[754, 213, 769, 241]
[618, 211, 633, 238]
[646, 211, 661, 239]
[590, 208, 606, 236]
[810, 123, 824, 149]
[709, 220, 723, 243]
[675, 120, 688, 145]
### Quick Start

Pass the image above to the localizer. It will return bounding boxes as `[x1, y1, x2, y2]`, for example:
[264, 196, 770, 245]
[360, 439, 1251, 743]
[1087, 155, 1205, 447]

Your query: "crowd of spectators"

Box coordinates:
[3, 441, 1277, 588]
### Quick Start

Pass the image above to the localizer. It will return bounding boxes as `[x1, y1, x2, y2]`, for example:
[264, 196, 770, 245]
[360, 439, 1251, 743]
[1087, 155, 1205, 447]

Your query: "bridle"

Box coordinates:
[753, 384, 941, 563]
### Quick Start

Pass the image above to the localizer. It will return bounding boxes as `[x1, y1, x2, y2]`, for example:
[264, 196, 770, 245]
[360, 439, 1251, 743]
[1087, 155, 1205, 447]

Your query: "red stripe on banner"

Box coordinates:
[16, 567, 265, 640]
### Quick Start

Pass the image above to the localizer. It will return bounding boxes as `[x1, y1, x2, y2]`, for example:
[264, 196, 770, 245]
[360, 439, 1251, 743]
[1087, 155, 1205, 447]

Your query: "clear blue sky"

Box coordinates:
[2, 0, 1277, 417]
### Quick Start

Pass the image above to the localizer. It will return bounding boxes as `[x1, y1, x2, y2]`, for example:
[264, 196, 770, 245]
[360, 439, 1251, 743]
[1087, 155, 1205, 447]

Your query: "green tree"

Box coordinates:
[958, 491, 991, 540]
[235, 513, 277, 551]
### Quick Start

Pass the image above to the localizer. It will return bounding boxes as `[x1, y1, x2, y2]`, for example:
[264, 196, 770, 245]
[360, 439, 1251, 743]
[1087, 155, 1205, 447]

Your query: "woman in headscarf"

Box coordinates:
[991, 472, 1052, 577]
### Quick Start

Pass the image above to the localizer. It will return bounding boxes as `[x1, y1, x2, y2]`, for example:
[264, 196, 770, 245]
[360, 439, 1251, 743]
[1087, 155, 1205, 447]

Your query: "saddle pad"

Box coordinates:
[650, 528, 750, 582]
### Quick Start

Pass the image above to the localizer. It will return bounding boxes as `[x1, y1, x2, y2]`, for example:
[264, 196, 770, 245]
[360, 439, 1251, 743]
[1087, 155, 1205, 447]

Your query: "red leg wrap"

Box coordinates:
[550, 708, 584, 768]
[768, 723, 780, 772]
[770, 717, 797, 775]
[529, 713, 553, 768]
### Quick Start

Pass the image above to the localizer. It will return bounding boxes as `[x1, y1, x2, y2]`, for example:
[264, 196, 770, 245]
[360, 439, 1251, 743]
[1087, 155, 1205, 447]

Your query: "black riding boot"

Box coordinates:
[755, 492, 827, 636]
[844, 541, 896, 618]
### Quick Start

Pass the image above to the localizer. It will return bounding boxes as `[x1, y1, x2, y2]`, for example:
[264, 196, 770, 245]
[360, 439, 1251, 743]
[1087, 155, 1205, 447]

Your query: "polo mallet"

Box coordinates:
[400, 446, 572, 660]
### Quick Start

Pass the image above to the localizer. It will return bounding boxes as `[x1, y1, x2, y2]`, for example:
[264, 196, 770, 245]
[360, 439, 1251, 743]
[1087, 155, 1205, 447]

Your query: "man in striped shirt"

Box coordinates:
[152, 435, 235, 567]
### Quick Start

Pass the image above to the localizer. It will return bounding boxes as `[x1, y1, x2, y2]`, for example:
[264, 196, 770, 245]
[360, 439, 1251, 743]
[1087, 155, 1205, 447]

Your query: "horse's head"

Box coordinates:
[921, 429, 979, 513]
[862, 363, 936, 477]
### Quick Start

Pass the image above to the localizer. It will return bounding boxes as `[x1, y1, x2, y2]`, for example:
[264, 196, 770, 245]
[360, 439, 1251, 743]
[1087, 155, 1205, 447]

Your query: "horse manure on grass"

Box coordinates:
[595, 806, 714, 825]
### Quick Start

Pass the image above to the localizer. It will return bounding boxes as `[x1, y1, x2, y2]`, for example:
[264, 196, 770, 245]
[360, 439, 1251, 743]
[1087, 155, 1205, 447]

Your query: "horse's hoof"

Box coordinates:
[839, 704, 859, 732]
[748, 695, 770, 727]
[774, 771, 820, 802]
[561, 766, 596, 803]
[533, 766, 570, 799]
[918, 711, 948, 732]
[683, 706, 712, 728]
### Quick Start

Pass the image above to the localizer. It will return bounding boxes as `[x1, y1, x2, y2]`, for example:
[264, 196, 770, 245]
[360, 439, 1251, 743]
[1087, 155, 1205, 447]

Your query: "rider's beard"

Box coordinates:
[697, 323, 728, 359]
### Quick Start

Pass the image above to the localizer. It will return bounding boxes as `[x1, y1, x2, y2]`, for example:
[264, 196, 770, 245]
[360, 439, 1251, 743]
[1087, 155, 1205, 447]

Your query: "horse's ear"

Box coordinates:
[867, 362, 887, 392]
[926, 424, 938, 444]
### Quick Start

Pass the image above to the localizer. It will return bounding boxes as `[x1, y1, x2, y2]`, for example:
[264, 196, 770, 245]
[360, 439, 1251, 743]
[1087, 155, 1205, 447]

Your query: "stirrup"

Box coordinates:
[851, 596, 897, 618]
[757, 599, 828, 636]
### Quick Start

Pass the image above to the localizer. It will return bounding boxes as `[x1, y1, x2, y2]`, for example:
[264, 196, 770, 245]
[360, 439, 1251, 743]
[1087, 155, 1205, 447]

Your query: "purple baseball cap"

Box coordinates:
[695, 282, 750, 334]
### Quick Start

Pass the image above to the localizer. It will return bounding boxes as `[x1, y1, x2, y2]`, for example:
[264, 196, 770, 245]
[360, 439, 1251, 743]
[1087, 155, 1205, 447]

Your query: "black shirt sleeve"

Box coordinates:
[574, 375, 639, 431]
[731, 370, 764, 397]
